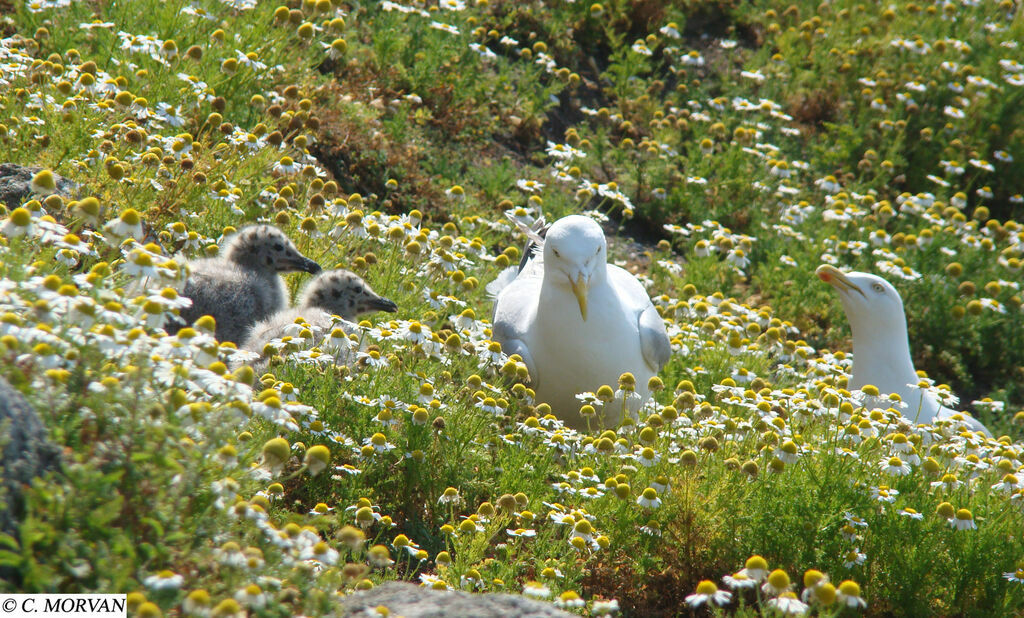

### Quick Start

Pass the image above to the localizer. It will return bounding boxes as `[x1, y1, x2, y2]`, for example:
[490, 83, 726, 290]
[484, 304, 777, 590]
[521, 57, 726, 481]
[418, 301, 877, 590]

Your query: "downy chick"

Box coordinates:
[242, 269, 397, 367]
[173, 225, 321, 344]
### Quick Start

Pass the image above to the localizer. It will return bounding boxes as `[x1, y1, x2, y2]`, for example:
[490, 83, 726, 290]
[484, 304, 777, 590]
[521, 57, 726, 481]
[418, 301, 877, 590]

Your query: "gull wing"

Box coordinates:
[607, 265, 671, 372]
[638, 303, 672, 372]
[490, 286, 540, 387]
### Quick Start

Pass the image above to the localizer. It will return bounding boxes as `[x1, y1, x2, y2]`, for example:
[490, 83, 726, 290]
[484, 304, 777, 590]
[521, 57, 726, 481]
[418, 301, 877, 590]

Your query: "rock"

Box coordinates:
[0, 162, 79, 209]
[0, 376, 61, 536]
[338, 582, 574, 618]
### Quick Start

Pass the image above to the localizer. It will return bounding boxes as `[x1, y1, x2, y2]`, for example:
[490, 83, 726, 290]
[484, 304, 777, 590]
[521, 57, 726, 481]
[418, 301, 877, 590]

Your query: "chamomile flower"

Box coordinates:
[685, 580, 732, 607]
[762, 569, 792, 596]
[994, 475, 1023, 494]
[800, 569, 829, 602]
[506, 527, 537, 538]
[367, 544, 394, 568]
[516, 179, 544, 193]
[741, 555, 769, 582]
[636, 487, 662, 509]
[30, 169, 58, 196]
[570, 519, 596, 544]
[693, 239, 714, 257]
[723, 571, 758, 590]
[726, 248, 750, 270]
[636, 447, 660, 467]
[931, 474, 963, 492]
[951, 508, 977, 530]
[764, 591, 808, 615]
[363, 433, 395, 453]
[553, 591, 585, 609]
[775, 440, 799, 464]
[104, 208, 145, 241]
[234, 583, 267, 609]
[881, 456, 911, 476]
[445, 185, 465, 201]
[214, 541, 247, 567]
[182, 589, 212, 615]
[1003, 568, 1024, 584]
[438, 487, 462, 505]
[843, 549, 867, 568]
[144, 570, 184, 590]
[681, 50, 704, 66]
[156, 102, 186, 127]
[272, 156, 300, 175]
[324, 38, 348, 60]
[1, 208, 36, 238]
[836, 580, 867, 608]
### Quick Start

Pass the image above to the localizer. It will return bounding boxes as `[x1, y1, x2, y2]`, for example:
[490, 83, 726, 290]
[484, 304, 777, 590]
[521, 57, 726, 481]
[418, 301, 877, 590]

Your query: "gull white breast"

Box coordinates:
[490, 215, 671, 429]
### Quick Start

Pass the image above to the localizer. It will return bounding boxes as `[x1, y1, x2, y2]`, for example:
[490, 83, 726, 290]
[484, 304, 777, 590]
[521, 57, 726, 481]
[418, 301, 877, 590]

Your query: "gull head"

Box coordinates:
[543, 215, 607, 320]
[816, 264, 907, 337]
[300, 269, 398, 321]
[226, 224, 321, 275]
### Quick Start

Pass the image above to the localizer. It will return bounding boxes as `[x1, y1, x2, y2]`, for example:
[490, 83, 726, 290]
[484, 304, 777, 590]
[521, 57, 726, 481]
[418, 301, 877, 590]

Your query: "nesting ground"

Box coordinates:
[1, 0, 1024, 616]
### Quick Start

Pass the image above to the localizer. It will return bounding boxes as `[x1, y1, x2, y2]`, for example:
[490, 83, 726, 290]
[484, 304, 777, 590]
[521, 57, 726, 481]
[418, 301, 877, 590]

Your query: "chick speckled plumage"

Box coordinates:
[173, 225, 321, 344]
[241, 269, 397, 365]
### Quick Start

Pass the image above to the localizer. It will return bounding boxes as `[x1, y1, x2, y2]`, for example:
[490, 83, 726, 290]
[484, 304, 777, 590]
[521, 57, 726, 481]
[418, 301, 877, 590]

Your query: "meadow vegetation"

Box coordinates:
[1, 0, 1023, 615]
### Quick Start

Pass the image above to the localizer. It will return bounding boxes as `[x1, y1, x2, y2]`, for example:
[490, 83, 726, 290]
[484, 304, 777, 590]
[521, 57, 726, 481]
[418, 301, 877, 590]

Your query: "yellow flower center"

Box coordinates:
[767, 569, 790, 589]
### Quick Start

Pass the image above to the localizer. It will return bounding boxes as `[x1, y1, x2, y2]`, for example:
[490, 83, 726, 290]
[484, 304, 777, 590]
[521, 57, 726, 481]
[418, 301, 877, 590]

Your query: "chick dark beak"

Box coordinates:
[299, 257, 322, 274]
[369, 297, 398, 313]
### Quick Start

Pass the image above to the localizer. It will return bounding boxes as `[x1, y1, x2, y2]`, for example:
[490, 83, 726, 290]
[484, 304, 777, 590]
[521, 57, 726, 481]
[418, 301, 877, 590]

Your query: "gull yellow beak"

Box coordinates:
[570, 274, 588, 320]
[816, 264, 866, 298]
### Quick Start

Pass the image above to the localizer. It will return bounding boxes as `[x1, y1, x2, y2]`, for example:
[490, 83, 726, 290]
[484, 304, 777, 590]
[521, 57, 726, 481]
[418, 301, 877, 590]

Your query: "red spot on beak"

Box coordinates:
[818, 271, 830, 282]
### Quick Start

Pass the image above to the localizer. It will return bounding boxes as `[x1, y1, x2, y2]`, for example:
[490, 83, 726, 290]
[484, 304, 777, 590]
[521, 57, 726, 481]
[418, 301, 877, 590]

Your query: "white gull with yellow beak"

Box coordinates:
[816, 264, 991, 437]
[490, 215, 671, 429]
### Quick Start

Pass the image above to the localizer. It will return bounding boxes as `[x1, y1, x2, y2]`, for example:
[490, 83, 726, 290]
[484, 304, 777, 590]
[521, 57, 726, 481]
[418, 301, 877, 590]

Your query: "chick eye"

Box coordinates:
[872, 283, 884, 293]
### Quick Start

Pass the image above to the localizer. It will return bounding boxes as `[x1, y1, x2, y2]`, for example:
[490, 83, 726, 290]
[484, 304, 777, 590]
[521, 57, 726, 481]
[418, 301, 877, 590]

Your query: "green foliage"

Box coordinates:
[0, 0, 1023, 616]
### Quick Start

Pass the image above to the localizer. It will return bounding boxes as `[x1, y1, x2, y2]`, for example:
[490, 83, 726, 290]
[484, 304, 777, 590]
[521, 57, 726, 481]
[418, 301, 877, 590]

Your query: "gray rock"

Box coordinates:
[0, 162, 79, 209]
[0, 376, 61, 536]
[338, 582, 574, 618]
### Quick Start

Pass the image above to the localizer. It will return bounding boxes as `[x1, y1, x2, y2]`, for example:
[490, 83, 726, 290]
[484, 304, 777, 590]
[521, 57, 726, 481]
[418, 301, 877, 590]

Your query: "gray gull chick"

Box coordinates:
[174, 225, 321, 344]
[241, 269, 397, 367]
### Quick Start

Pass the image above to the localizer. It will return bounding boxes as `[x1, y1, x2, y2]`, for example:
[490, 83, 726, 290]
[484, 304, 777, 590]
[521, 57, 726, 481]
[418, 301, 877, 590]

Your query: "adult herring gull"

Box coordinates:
[490, 215, 671, 429]
[816, 264, 991, 436]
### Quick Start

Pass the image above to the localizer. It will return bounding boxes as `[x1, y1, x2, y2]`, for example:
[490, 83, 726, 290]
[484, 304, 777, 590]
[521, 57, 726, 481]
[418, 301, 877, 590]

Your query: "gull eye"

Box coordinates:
[872, 283, 884, 293]
[553, 249, 560, 258]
